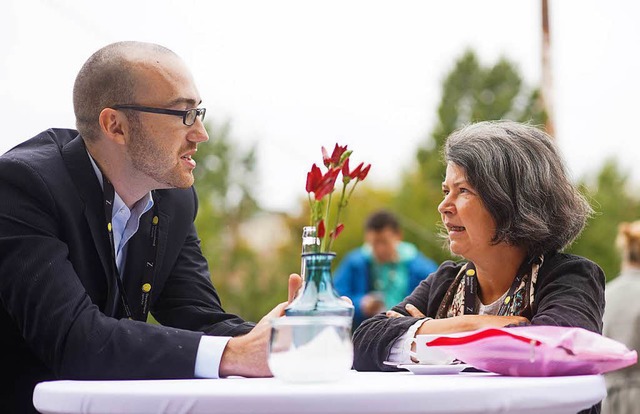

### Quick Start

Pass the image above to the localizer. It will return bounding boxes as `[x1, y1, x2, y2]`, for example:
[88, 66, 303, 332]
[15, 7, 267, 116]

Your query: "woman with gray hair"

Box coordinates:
[352, 120, 605, 375]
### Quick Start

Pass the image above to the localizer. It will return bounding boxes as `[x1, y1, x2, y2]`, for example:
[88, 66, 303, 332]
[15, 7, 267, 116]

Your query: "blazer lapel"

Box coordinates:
[123, 191, 169, 320]
[153, 191, 170, 286]
[60, 135, 118, 315]
[122, 213, 148, 319]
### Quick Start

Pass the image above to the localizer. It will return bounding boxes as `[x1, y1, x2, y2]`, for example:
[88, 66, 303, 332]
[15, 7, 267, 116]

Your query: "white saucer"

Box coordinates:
[398, 363, 469, 375]
[383, 361, 470, 375]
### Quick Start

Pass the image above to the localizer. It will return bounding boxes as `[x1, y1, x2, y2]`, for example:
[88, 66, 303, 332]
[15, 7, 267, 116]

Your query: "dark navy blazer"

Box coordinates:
[0, 129, 254, 413]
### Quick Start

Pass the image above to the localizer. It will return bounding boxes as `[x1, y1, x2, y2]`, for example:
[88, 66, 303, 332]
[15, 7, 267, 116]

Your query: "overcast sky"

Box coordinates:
[1, 0, 639, 213]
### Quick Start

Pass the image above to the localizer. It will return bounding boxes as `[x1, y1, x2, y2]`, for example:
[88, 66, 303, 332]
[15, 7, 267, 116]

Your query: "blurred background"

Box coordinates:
[2, 0, 639, 321]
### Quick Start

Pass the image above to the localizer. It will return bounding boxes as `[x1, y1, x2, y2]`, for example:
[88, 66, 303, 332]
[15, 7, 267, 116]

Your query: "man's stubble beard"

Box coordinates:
[127, 119, 195, 189]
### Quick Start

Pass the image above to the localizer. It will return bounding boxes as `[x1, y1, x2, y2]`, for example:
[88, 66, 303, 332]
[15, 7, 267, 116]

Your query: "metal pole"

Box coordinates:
[541, 0, 556, 138]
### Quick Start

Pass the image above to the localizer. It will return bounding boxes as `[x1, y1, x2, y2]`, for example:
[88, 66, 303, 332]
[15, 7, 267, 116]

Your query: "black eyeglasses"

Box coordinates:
[111, 104, 206, 126]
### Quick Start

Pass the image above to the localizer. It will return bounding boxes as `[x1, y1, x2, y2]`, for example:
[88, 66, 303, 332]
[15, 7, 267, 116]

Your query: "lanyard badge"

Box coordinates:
[103, 178, 159, 321]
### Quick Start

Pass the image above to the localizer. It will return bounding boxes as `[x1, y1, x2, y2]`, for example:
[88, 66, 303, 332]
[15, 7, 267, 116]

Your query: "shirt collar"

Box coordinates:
[86, 150, 154, 216]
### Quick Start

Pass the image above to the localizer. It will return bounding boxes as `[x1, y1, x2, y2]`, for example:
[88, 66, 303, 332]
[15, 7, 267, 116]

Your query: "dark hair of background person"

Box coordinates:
[365, 210, 401, 233]
[443, 120, 593, 258]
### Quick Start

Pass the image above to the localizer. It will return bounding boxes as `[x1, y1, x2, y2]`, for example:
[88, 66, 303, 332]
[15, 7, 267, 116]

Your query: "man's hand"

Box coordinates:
[218, 273, 303, 378]
[288, 273, 303, 302]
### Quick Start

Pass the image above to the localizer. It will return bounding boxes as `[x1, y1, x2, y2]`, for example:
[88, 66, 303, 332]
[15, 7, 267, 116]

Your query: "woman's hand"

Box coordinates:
[386, 303, 426, 319]
[386, 303, 529, 335]
[416, 314, 530, 335]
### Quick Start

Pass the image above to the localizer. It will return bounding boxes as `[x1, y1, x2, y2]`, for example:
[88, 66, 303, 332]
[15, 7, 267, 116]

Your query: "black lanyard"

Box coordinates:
[103, 179, 159, 321]
[463, 259, 531, 316]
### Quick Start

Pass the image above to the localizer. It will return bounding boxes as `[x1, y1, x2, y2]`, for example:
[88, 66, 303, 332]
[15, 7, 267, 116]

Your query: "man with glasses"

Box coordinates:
[0, 41, 301, 413]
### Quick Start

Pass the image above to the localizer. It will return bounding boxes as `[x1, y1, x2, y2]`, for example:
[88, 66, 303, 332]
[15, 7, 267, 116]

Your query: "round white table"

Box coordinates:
[33, 370, 605, 414]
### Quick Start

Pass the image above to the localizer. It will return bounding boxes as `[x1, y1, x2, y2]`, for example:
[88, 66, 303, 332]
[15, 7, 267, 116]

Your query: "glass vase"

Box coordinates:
[285, 252, 354, 319]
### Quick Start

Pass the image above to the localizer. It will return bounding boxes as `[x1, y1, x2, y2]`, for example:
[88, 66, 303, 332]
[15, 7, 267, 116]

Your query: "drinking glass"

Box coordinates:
[268, 316, 353, 383]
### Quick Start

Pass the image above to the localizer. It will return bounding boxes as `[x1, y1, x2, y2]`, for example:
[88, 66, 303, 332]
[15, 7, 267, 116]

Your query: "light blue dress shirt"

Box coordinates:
[87, 153, 230, 378]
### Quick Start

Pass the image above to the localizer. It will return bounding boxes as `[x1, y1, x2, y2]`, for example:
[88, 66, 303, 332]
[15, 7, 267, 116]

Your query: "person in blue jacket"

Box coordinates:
[334, 210, 438, 328]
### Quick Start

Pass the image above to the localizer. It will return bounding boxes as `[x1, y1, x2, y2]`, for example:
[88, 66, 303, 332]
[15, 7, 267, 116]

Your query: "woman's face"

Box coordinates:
[438, 162, 497, 261]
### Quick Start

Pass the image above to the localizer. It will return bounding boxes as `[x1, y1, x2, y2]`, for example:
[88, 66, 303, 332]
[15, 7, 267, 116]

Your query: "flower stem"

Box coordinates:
[321, 191, 333, 251]
[346, 178, 360, 203]
[327, 181, 349, 252]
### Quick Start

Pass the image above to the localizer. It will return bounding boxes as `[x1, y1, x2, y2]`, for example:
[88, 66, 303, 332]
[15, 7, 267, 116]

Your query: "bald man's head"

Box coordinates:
[73, 41, 177, 141]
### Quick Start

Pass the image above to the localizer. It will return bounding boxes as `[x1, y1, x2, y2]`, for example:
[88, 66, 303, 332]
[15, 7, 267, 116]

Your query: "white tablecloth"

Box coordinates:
[33, 370, 606, 414]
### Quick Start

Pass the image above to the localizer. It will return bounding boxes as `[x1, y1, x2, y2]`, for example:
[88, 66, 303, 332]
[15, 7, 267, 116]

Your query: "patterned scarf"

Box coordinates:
[436, 256, 544, 319]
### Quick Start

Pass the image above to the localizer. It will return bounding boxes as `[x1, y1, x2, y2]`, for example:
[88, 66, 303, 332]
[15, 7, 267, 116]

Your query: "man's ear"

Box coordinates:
[98, 108, 127, 145]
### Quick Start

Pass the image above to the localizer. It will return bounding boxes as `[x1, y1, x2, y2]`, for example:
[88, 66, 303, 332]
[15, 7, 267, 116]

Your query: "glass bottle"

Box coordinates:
[300, 225, 320, 278]
[285, 226, 354, 318]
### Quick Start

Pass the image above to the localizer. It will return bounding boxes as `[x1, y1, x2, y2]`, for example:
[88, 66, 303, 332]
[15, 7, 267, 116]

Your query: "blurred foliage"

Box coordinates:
[193, 120, 289, 322]
[391, 49, 547, 266]
[189, 49, 638, 322]
[568, 159, 640, 281]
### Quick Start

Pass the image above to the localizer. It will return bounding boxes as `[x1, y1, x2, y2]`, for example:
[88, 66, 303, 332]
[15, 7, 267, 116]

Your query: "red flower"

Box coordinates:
[317, 220, 326, 239]
[315, 168, 340, 200]
[357, 164, 371, 181]
[305, 164, 323, 194]
[305, 142, 369, 252]
[306, 165, 340, 201]
[341, 158, 364, 182]
[322, 144, 348, 168]
[330, 223, 345, 240]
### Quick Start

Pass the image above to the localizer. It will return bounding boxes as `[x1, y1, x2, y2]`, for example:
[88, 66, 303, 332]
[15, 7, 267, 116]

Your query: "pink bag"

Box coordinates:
[427, 325, 637, 376]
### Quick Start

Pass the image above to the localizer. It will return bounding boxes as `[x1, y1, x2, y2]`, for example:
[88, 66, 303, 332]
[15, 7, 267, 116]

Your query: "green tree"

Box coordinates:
[193, 120, 288, 321]
[394, 49, 547, 265]
[188, 50, 640, 324]
[569, 159, 640, 281]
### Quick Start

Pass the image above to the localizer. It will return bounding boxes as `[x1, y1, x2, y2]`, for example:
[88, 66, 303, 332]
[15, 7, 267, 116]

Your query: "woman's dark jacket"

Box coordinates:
[353, 251, 605, 372]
